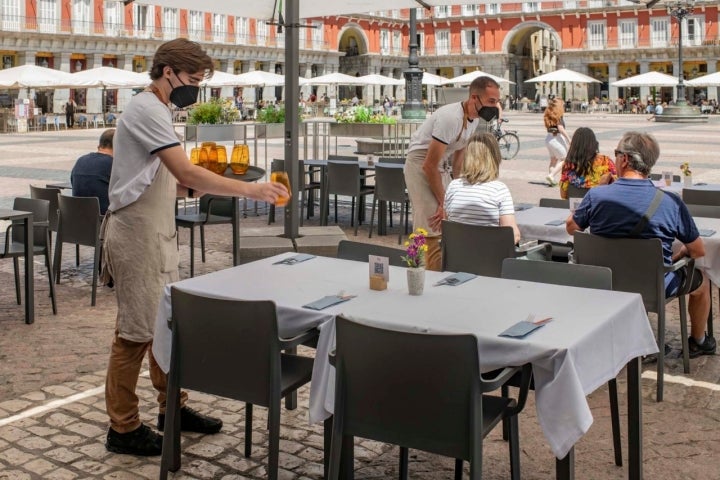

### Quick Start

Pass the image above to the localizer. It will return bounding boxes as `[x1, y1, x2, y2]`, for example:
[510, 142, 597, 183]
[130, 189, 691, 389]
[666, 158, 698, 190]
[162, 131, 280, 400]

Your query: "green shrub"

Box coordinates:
[256, 105, 285, 123]
[188, 98, 240, 125]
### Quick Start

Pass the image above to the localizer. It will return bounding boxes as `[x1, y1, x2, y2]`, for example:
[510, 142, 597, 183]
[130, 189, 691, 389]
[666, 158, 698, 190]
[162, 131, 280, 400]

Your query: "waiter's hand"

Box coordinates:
[251, 182, 289, 203]
[428, 205, 445, 232]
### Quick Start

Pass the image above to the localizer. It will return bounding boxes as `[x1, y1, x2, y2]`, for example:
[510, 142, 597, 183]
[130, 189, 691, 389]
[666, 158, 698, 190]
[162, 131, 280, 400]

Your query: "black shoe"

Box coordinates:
[157, 406, 223, 434]
[106, 424, 162, 456]
[688, 335, 716, 358]
[642, 343, 672, 364]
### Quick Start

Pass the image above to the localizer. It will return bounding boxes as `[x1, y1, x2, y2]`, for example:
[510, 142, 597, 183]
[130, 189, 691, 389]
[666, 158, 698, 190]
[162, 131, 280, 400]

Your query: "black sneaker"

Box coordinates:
[106, 424, 162, 456]
[642, 343, 673, 364]
[157, 406, 223, 434]
[688, 335, 716, 358]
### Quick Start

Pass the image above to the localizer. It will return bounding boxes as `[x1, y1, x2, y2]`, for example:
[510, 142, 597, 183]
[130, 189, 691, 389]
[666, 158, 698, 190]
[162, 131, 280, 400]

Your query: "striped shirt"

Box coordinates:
[444, 179, 515, 226]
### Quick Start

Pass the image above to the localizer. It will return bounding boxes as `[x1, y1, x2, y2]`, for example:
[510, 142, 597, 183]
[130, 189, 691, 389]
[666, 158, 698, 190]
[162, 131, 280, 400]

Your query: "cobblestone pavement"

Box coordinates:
[0, 114, 719, 479]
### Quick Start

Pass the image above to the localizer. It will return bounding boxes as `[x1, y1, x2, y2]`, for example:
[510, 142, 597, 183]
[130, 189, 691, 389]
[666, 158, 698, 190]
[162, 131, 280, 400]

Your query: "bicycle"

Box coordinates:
[491, 118, 520, 160]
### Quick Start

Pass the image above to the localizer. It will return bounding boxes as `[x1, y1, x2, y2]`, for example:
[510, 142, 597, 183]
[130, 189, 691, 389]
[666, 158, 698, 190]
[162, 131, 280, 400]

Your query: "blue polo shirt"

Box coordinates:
[573, 178, 699, 266]
[71, 152, 113, 214]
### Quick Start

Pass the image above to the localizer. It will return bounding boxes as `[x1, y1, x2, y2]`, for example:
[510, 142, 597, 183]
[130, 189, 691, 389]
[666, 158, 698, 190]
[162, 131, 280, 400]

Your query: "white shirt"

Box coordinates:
[108, 92, 181, 211]
[444, 178, 515, 226]
[407, 102, 479, 172]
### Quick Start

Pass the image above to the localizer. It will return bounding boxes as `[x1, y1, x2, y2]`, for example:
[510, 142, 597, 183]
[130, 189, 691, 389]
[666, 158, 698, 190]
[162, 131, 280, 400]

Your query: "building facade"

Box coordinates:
[0, 0, 717, 113]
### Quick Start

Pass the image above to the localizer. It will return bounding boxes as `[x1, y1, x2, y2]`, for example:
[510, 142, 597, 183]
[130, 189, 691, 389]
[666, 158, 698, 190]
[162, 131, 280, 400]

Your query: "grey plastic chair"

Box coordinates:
[369, 164, 409, 244]
[573, 232, 694, 402]
[500, 258, 622, 466]
[336, 239, 406, 267]
[327, 154, 359, 161]
[176, 195, 233, 277]
[1, 197, 56, 315]
[54, 195, 102, 306]
[161, 288, 318, 480]
[650, 173, 681, 182]
[328, 315, 530, 480]
[566, 184, 589, 198]
[539, 197, 569, 209]
[378, 156, 405, 164]
[327, 161, 375, 235]
[441, 221, 550, 278]
[682, 189, 720, 209]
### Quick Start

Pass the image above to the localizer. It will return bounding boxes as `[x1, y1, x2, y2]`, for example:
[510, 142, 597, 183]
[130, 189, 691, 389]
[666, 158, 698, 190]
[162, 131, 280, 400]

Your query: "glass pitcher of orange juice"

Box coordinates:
[230, 144, 250, 174]
[270, 171, 291, 207]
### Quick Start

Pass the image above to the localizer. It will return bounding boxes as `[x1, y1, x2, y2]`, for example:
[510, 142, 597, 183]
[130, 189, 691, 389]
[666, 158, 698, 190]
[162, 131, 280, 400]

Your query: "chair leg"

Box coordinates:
[656, 309, 665, 402]
[268, 403, 281, 480]
[268, 203, 276, 225]
[399, 447, 409, 480]
[75, 243, 80, 267]
[299, 189, 305, 227]
[91, 245, 100, 307]
[189, 227, 195, 278]
[285, 347, 298, 410]
[369, 197, 377, 238]
[350, 197, 355, 227]
[454, 458, 463, 480]
[159, 387, 183, 479]
[244, 403, 253, 457]
[54, 237, 62, 284]
[608, 379, 622, 467]
[501, 384, 510, 441]
[334, 194, 338, 223]
[200, 225, 206, 263]
[679, 295, 690, 374]
[353, 197, 360, 236]
[508, 414, 520, 480]
[13, 257, 21, 304]
[46, 249, 57, 315]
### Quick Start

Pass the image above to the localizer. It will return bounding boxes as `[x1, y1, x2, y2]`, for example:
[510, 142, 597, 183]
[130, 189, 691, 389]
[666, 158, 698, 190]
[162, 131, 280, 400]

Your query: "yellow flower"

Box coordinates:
[422, 245, 428, 252]
[404, 241, 409, 247]
[417, 228, 428, 236]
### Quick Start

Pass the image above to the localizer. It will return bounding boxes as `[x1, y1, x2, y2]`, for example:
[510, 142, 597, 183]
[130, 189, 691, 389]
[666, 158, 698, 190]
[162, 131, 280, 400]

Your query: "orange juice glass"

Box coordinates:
[213, 145, 227, 174]
[189, 147, 200, 165]
[271, 171, 291, 207]
[199, 147, 210, 169]
[230, 144, 250, 174]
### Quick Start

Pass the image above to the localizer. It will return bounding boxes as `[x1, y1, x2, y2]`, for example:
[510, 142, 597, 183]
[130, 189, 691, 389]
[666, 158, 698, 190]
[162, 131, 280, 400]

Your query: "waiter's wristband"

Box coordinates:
[187, 188, 194, 198]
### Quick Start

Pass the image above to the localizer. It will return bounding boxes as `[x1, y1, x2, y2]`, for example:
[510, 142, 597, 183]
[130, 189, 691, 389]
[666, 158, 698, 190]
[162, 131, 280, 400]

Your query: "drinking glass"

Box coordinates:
[569, 197, 583, 215]
[662, 171, 672, 187]
[198, 147, 210, 170]
[189, 147, 200, 165]
[270, 171, 291, 207]
[230, 144, 250, 174]
[213, 145, 227, 174]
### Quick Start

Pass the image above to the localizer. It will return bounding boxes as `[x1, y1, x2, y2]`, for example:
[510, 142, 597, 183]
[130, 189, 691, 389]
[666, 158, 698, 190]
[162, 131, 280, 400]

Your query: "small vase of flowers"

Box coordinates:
[401, 228, 428, 295]
[680, 162, 692, 188]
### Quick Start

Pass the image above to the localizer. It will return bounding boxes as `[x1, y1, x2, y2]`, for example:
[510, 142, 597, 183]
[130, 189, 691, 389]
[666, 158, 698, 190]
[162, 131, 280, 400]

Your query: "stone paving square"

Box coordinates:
[0, 112, 719, 479]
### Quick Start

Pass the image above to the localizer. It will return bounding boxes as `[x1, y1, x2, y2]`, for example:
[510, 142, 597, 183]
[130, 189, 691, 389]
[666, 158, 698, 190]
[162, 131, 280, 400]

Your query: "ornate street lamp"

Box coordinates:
[402, 8, 425, 120]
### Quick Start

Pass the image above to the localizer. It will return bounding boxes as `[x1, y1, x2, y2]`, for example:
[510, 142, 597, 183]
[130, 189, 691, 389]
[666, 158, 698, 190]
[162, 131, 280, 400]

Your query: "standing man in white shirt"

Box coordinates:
[403, 76, 501, 270]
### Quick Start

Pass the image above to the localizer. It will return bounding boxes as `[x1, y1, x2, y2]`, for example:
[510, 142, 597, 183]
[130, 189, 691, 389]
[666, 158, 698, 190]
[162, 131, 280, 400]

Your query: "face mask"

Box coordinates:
[477, 100, 499, 123]
[168, 76, 199, 108]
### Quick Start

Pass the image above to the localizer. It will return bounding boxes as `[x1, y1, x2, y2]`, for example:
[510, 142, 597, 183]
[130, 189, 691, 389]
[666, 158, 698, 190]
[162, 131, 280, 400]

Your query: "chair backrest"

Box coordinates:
[170, 288, 279, 406]
[567, 184, 589, 199]
[11, 197, 50, 248]
[334, 315, 480, 459]
[29, 185, 61, 231]
[199, 195, 233, 218]
[374, 164, 407, 204]
[441, 220, 515, 277]
[539, 198, 569, 209]
[682, 188, 720, 207]
[327, 161, 361, 197]
[650, 173, 681, 182]
[573, 232, 665, 312]
[337, 240, 406, 267]
[327, 154, 358, 161]
[685, 203, 720, 219]
[378, 156, 405, 164]
[57, 195, 101, 247]
[501, 258, 612, 290]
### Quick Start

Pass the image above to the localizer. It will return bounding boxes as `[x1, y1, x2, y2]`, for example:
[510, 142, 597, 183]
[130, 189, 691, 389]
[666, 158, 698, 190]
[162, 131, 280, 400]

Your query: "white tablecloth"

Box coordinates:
[515, 206, 573, 244]
[153, 252, 657, 460]
[690, 216, 720, 285]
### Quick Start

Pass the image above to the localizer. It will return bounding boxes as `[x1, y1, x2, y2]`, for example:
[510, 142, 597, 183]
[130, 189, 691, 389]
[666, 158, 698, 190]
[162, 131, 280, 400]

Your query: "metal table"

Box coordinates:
[0, 209, 34, 324]
[222, 165, 265, 265]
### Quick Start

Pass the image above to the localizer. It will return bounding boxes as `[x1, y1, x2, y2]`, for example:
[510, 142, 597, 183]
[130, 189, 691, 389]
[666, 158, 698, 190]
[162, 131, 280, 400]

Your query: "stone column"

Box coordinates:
[706, 62, 718, 102]
[639, 61, 650, 103]
[55, 53, 72, 112]
[608, 63, 618, 102]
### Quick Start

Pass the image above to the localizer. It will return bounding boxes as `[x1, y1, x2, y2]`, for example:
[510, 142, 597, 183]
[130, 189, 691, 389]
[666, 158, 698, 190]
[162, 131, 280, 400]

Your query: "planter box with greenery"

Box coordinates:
[184, 98, 245, 143]
[255, 105, 289, 139]
[330, 105, 396, 138]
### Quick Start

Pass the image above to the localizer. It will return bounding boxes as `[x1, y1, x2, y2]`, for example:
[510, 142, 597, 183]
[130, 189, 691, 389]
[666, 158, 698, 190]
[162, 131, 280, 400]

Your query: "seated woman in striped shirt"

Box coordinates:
[443, 132, 520, 243]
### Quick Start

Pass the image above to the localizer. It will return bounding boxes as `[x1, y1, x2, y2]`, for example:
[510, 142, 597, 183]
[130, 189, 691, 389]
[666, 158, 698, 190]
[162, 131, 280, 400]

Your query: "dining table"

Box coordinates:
[515, 205, 573, 245]
[153, 252, 657, 479]
[0, 209, 34, 324]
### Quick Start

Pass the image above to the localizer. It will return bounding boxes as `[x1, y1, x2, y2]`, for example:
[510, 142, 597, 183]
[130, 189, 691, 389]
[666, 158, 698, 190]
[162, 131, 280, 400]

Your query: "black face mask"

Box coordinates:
[168, 76, 199, 108]
[477, 101, 499, 123]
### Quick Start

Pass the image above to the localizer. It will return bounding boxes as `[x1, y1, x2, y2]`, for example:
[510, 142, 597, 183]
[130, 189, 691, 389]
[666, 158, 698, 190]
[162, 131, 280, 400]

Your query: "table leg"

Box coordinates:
[320, 166, 329, 226]
[232, 197, 240, 266]
[23, 216, 34, 324]
[323, 416, 354, 480]
[555, 447, 574, 480]
[627, 356, 643, 480]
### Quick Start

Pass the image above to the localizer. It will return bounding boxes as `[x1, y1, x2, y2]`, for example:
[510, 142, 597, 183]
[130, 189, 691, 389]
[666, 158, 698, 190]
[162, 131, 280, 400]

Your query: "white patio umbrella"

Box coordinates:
[355, 74, 404, 86]
[421, 72, 448, 86]
[235, 70, 285, 87]
[202, 70, 244, 87]
[443, 70, 512, 86]
[611, 71, 678, 87]
[0, 64, 75, 89]
[302, 72, 364, 86]
[525, 68, 600, 84]
[686, 71, 720, 86]
[69, 66, 150, 89]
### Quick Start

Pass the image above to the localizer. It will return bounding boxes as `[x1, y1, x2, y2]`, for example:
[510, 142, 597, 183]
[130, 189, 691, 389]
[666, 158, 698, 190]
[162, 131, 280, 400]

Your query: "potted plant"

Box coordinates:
[680, 162, 692, 187]
[185, 98, 244, 142]
[401, 228, 428, 296]
[329, 105, 396, 137]
[255, 104, 286, 139]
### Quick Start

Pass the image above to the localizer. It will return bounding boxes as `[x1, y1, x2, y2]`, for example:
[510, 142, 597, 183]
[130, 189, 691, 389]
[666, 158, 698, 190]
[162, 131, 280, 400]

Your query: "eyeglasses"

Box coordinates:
[614, 149, 626, 157]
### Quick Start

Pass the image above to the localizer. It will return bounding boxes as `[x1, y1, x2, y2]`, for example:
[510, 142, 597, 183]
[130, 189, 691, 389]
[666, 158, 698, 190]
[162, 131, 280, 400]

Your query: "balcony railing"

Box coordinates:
[582, 33, 719, 49]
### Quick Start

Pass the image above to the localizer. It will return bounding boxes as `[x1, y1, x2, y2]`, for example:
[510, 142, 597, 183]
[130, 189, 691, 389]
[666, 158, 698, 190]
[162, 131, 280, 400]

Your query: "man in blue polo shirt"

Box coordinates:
[71, 129, 114, 214]
[566, 131, 715, 357]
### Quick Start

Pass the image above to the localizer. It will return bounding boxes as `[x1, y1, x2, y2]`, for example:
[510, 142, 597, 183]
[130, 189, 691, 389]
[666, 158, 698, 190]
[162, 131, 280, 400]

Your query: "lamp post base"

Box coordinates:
[655, 102, 708, 123]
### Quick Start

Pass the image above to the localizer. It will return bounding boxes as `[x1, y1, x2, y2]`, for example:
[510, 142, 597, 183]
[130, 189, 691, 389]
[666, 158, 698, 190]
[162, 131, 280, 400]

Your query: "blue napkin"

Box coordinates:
[499, 321, 545, 339]
[303, 295, 353, 311]
[273, 253, 316, 265]
[514, 203, 535, 212]
[544, 219, 565, 226]
[434, 272, 477, 286]
[699, 229, 716, 237]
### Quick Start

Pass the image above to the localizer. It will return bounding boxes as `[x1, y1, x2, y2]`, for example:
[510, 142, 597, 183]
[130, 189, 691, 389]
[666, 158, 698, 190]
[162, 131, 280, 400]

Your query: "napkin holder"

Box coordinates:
[370, 274, 387, 291]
